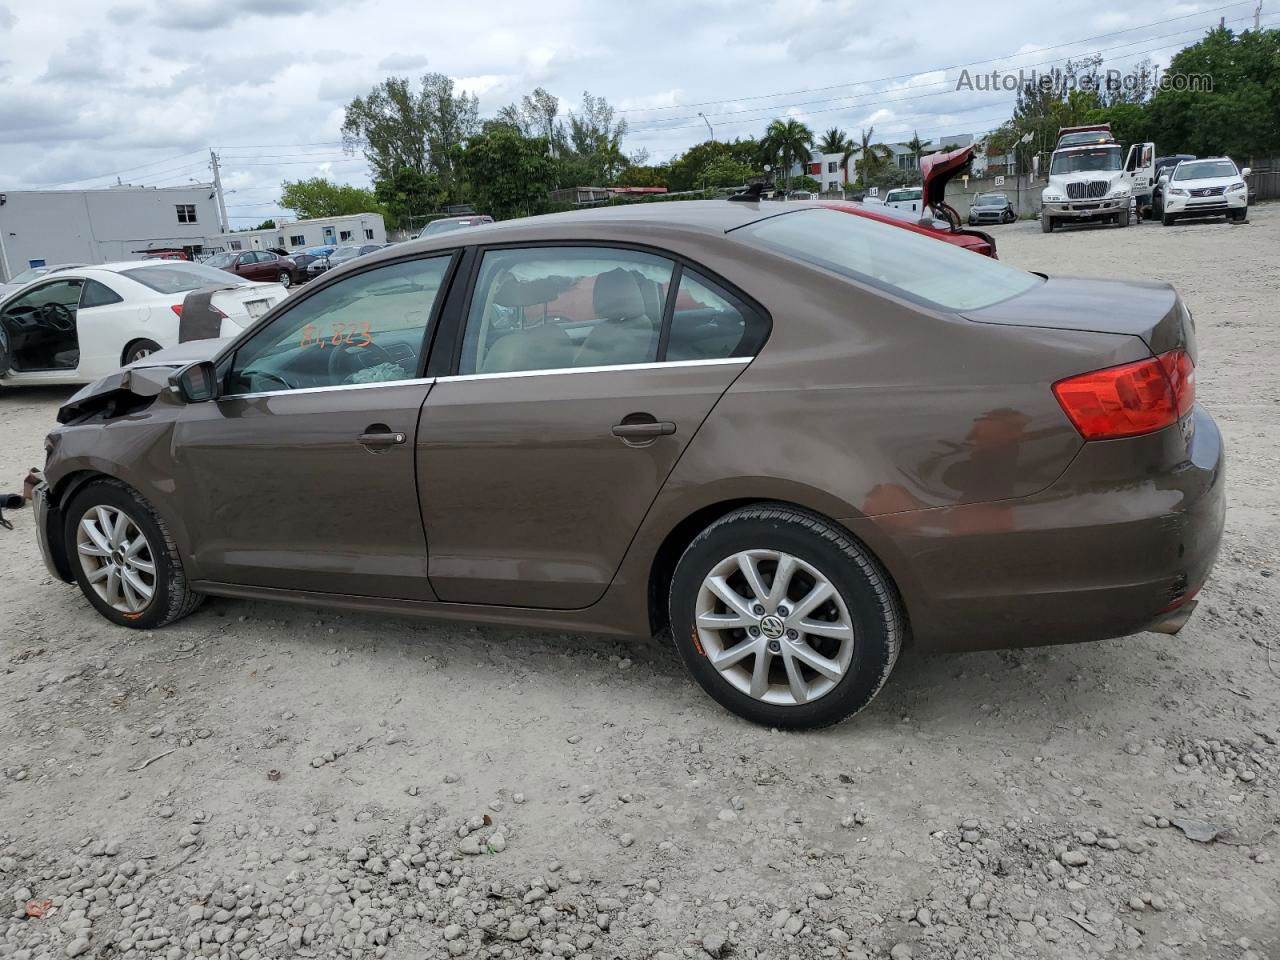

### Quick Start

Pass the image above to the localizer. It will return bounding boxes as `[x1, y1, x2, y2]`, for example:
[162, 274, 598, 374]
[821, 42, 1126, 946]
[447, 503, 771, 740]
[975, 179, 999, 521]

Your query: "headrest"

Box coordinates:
[592, 268, 647, 320]
[494, 274, 575, 308]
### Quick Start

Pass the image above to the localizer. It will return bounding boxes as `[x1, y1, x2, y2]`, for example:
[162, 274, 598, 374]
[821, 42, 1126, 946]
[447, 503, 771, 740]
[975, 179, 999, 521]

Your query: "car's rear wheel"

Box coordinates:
[669, 504, 903, 729]
[64, 479, 203, 629]
[277, 271, 292, 287]
[122, 339, 162, 366]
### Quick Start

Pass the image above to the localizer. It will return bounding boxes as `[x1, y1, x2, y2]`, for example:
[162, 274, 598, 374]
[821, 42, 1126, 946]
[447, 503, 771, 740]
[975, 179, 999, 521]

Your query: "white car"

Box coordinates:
[0, 261, 287, 387]
[1160, 157, 1250, 226]
[882, 187, 923, 213]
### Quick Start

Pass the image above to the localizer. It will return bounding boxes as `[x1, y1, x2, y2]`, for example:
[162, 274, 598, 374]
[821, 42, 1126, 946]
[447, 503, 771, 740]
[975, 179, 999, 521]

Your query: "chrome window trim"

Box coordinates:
[220, 376, 437, 401]
[438, 356, 751, 384]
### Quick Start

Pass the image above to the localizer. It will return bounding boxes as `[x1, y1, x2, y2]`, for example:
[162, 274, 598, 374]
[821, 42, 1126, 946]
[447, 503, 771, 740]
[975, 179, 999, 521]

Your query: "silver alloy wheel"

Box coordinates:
[278, 271, 292, 287]
[76, 505, 156, 615]
[130, 346, 152, 361]
[694, 549, 855, 706]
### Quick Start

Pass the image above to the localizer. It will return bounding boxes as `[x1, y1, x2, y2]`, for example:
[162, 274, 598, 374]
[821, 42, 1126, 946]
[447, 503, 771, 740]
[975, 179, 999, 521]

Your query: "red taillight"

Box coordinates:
[1053, 349, 1195, 440]
[170, 304, 183, 317]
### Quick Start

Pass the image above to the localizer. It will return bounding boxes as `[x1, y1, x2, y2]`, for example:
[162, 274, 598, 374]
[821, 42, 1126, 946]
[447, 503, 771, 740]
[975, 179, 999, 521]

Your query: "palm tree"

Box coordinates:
[816, 127, 850, 156]
[762, 118, 814, 194]
[851, 125, 892, 189]
[906, 130, 927, 170]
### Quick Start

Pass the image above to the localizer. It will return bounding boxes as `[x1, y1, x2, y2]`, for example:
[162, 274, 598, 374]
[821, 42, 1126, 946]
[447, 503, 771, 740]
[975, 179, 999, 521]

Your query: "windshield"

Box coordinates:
[204, 253, 235, 269]
[420, 220, 471, 237]
[120, 263, 247, 294]
[8, 267, 50, 284]
[1050, 146, 1122, 175]
[740, 208, 1039, 311]
[1174, 159, 1238, 181]
[976, 195, 1007, 206]
[329, 246, 363, 263]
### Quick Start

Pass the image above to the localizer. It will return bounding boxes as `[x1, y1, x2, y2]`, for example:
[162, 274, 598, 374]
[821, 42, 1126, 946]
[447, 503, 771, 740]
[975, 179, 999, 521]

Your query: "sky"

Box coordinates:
[0, 0, 1272, 228]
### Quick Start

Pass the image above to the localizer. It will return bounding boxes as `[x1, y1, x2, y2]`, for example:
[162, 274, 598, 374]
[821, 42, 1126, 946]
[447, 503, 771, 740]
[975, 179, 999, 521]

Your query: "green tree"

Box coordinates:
[616, 164, 669, 188]
[789, 174, 821, 194]
[852, 126, 892, 187]
[906, 130, 926, 169]
[761, 118, 814, 193]
[374, 167, 447, 231]
[279, 178, 382, 219]
[816, 127, 850, 155]
[1147, 26, 1280, 162]
[460, 131, 558, 220]
[343, 72, 479, 200]
[699, 156, 757, 188]
[252, 219, 276, 230]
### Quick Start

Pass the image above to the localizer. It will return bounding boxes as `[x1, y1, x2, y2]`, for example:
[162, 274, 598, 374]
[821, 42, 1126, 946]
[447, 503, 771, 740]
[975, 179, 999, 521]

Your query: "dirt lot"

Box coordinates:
[1, 207, 1278, 960]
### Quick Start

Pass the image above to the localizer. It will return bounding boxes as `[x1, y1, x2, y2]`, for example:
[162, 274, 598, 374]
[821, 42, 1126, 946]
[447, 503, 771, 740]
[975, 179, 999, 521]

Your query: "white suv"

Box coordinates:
[1160, 157, 1250, 226]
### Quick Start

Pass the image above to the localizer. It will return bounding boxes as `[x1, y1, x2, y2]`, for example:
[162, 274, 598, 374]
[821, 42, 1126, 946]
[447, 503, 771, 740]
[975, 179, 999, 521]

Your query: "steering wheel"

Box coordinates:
[39, 302, 75, 332]
[243, 369, 295, 392]
[327, 339, 401, 381]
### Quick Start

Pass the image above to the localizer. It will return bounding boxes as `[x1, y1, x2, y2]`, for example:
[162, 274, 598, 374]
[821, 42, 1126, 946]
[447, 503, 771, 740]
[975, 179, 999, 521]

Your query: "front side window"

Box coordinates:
[459, 247, 675, 376]
[739, 208, 1040, 312]
[227, 255, 452, 394]
[176, 204, 197, 223]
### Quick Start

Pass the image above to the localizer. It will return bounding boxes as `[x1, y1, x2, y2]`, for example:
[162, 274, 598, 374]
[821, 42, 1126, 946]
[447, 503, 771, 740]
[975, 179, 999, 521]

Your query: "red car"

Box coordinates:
[204, 250, 300, 288]
[830, 146, 998, 257]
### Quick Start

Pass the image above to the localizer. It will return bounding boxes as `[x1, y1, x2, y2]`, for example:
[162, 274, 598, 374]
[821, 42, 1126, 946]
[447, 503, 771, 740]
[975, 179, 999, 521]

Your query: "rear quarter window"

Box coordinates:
[737, 208, 1040, 312]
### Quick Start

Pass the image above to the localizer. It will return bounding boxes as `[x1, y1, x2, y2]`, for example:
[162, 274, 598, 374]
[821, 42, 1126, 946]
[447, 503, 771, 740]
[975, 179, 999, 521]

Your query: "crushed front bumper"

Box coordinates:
[32, 481, 69, 581]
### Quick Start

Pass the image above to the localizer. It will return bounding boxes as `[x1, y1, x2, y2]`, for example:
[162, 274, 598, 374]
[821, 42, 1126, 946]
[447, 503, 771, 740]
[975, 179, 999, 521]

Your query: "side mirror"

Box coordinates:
[1241, 167, 1251, 177]
[169, 361, 219, 404]
[1158, 174, 1170, 184]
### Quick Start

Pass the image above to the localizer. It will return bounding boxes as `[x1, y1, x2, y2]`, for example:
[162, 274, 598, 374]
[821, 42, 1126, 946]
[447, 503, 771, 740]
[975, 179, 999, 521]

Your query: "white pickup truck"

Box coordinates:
[1040, 125, 1156, 233]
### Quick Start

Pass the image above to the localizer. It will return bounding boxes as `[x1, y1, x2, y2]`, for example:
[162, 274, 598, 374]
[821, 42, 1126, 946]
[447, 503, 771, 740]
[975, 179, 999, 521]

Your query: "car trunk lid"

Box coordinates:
[962, 275, 1194, 362]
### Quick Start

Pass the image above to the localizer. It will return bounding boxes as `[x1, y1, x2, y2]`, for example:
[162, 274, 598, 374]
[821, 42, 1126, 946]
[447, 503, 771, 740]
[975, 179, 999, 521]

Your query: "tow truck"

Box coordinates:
[1040, 124, 1156, 233]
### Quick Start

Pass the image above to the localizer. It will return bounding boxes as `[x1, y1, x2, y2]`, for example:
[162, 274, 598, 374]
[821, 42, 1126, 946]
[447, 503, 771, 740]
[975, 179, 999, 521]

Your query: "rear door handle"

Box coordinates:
[612, 421, 676, 438]
[358, 431, 406, 448]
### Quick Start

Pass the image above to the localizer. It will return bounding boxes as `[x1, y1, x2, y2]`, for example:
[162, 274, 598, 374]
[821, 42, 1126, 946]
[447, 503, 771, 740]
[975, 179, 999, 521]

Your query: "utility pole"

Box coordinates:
[1255, 1, 1263, 30]
[699, 112, 715, 142]
[209, 148, 229, 234]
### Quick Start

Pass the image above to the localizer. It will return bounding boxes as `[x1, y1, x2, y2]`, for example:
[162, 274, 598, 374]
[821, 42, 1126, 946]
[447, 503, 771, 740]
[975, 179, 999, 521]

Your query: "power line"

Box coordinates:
[617, 1, 1255, 115]
[628, 12, 1268, 133]
[41, 148, 209, 189]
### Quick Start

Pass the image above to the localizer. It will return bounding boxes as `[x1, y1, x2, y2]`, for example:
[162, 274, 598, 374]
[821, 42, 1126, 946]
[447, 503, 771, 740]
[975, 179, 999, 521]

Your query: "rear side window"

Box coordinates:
[80, 279, 123, 308]
[738, 208, 1040, 311]
[459, 247, 675, 375]
[666, 270, 767, 362]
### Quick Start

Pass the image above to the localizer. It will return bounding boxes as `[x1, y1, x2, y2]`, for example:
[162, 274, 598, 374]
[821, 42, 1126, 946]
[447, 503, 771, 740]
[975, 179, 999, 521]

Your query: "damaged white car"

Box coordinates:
[0, 261, 287, 387]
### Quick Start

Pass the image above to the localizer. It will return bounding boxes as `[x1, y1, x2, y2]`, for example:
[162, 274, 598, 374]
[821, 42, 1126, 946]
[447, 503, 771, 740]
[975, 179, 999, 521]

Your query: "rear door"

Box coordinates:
[416, 245, 768, 609]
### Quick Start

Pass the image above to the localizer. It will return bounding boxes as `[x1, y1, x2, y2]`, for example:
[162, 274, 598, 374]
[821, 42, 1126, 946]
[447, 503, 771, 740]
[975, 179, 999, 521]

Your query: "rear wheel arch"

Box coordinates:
[121, 338, 162, 366]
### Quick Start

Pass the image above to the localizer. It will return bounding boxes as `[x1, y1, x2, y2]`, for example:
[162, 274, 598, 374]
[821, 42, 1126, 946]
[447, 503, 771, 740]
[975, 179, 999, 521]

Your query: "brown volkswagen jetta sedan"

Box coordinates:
[33, 200, 1224, 729]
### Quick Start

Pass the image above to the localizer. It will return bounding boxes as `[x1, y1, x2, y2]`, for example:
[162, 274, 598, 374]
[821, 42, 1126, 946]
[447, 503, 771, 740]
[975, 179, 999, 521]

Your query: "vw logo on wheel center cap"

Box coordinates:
[759, 615, 786, 639]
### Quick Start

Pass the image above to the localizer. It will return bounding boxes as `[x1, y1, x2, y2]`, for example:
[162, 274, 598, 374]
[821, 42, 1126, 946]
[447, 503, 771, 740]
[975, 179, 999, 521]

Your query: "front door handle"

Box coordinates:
[358, 430, 406, 449]
[612, 421, 676, 439]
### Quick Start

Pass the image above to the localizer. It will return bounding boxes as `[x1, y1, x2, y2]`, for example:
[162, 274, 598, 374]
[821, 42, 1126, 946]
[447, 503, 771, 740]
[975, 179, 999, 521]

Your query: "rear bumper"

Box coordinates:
[843, 404, 1225, 652]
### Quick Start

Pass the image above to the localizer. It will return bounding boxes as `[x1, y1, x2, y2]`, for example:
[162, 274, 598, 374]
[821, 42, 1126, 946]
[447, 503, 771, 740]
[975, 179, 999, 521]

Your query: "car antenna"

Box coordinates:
[728, 182, 765, 202]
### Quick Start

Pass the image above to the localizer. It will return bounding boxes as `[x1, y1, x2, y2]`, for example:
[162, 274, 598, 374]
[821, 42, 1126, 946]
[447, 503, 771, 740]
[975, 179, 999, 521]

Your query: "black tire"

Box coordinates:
[1162, 212, 1176, 226]
[1117, 208, 1130, 227]
[122, 339, 163, 366]
[1041, 215, 1053, 233]
[63, 479, 203, 629]
[669, 504, 903, 729]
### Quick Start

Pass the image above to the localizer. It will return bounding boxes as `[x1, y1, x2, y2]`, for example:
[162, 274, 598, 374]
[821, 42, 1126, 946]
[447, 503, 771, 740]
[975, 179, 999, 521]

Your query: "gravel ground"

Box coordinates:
[1, 206, 1277, 960]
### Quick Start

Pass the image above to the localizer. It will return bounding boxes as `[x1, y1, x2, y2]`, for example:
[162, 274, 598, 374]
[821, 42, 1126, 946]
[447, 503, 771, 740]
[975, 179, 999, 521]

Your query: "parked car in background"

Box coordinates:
[968, 193, 1016, 225]
[30, 198, 1221, 729]
[0, 264, 88, 301]
[0, 261, 287, 385]
[1160, 158, 1250, 225]
[305, 243, 384, 278]
[417, 215, 494, 238]
[1151, 155, 1197, 219]
[284, 251, 325, 277]
[882, 187, 923, 213]
[205, 250, 300, 287]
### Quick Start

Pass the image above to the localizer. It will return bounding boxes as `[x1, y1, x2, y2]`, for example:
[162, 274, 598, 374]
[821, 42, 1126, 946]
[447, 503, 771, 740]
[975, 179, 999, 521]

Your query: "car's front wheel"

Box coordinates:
[277, 271, 292, 287]
[64, 479, 203, 629]
[669, 504, 903, 729]
[1163, 212, 1176, 226]
[1041, 215, 1054, 233]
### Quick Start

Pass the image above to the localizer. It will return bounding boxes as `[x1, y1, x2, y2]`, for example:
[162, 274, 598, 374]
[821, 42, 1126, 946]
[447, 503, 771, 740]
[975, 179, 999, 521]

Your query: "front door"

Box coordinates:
[417, 246, 767, 609]
[172, 252, 456, 599]
[0, 278, 84, 375]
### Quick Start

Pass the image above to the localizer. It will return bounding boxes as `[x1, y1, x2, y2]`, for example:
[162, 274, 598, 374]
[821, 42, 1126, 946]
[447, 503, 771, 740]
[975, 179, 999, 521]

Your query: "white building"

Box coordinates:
[0, 183, 221, 282]
[789, 133, 980, 192]
[207, 213, 386, 254]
